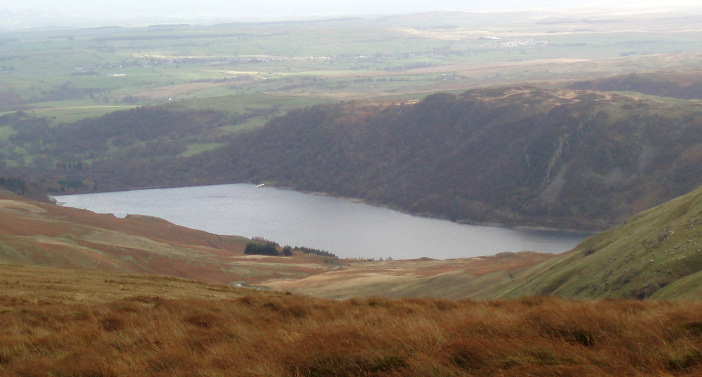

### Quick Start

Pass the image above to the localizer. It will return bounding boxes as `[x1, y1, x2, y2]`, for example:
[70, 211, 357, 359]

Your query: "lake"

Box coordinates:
[55, 184, 590, 260]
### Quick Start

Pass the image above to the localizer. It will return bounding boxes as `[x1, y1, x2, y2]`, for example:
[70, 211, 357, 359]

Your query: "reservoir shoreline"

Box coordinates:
[55, 183, 590, 260]
[57, 181, 598, 234]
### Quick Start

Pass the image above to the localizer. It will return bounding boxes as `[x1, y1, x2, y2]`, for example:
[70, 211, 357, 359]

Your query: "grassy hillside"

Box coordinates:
[478, 185, 702, 300]
[0, 188, 558, 300]
[0, 191, 333, 287]
[4, 263, 702, 376]
[261, 183, 702, 301]
[266, 252, 553, 299]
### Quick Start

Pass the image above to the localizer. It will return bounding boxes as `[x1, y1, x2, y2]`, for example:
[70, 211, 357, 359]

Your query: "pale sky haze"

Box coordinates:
[1, 0, 701, 28]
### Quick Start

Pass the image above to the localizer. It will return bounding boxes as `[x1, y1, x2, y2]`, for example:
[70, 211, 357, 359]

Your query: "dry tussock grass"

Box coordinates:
[2, 293, 702, 376]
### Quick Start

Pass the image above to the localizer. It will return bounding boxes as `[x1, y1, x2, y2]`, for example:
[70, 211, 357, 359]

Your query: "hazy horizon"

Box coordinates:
[2, 0, 702, 29]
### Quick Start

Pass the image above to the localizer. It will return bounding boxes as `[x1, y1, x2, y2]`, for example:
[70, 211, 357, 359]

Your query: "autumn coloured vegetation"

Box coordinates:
[3, 263, 702, 377]
[2, 7, 702, 376]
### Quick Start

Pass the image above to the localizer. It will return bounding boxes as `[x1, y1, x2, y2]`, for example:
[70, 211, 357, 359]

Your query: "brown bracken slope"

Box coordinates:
[0, 190, 332, 287]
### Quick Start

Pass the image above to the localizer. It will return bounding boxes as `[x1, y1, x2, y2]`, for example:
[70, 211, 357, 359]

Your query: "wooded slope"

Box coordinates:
[194, 87, 702, 230]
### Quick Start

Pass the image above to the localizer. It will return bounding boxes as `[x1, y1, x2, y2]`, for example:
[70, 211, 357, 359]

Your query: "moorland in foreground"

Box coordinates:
[3, 264, 702, 376]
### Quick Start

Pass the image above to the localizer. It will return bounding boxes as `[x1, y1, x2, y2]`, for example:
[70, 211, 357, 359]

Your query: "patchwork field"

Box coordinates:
[2, 10, 701, 124]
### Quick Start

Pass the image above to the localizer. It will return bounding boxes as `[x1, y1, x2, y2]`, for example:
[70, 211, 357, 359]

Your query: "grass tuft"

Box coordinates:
[99, 317, 123, 332]
[668, 351, 702, 372]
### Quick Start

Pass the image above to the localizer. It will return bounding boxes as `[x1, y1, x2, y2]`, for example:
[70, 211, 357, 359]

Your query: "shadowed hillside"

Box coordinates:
[5, 85, 702, 231]
[184, 87, 702, 231]
[570, 71, 702, 100]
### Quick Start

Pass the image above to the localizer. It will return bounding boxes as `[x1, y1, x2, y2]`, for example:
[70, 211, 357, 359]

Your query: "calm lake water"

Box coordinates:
[56, 184, 590, 260]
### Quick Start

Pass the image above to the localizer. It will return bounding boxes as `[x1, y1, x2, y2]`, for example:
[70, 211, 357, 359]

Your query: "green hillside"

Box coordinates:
[478, 185, 702, 300]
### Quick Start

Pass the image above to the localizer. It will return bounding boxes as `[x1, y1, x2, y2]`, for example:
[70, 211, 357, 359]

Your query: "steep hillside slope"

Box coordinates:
[264, 183, 702, 301]
[480, 185, 702, 300]
[0, 191, 332, 286]
[187, 87, 702, 230]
